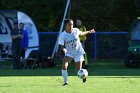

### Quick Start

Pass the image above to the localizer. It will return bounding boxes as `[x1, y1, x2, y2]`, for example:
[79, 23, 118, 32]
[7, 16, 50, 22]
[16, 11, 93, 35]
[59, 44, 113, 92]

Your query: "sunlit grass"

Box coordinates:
[0, 59, 140, 93]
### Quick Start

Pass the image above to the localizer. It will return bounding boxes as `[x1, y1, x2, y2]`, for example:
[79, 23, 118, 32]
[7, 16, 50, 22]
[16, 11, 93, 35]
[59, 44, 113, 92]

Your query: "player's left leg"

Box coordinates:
[75, 61, 83, 71]
[75, 54, 86, 83]
[82, 53, 88, 82]
[76, 61, 87, 83]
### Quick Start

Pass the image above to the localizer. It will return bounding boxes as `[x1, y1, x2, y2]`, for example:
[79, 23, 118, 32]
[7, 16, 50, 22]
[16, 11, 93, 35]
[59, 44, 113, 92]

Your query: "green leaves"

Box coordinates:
[0, 0, 139, 32]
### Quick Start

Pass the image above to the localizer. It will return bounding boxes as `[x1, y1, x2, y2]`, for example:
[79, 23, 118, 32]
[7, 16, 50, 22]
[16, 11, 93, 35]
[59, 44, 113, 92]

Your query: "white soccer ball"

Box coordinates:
[77, 69, 88, 79]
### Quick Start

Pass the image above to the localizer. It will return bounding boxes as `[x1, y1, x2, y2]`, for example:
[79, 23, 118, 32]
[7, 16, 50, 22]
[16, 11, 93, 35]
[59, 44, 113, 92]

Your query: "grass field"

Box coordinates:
[0, 59, 140, 93]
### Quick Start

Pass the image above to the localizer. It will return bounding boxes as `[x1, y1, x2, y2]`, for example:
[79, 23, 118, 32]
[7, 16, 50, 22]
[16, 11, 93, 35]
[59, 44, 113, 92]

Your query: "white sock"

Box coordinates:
[62, 69, 68, 83]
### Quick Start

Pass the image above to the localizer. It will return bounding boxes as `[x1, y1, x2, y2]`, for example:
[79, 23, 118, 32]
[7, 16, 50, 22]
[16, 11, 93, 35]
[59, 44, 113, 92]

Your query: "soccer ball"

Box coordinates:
[77, 69, 88, 79]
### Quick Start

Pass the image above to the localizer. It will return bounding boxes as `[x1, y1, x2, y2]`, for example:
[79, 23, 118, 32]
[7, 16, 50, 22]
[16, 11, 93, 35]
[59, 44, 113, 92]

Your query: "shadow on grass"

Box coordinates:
[0, 59, 140, 76]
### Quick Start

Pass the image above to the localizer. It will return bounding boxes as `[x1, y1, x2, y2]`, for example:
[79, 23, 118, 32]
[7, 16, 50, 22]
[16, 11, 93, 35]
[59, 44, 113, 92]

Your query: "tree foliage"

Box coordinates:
[71, 0, 140, 31]
[0, 0, 140, 32]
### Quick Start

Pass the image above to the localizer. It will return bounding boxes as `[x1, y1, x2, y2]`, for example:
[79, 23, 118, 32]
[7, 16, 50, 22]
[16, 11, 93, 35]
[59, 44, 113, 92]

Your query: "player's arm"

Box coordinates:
[58, 33, 67, 54]
[80, 29, 95, 36]
[12, 34, 20, 39]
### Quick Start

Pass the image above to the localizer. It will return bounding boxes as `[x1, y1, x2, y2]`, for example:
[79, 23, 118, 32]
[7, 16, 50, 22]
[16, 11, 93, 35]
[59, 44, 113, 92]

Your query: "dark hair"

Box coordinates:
[64, 19, 73, 25]
[19, 22, 24, 26]
[13, 21, 18, 25]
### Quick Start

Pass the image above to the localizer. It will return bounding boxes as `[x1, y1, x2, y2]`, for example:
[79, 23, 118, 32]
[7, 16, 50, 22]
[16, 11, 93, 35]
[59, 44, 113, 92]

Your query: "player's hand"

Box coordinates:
[89, 29, 95, 33]
[62, 48, 67, 54]
[18, 34, 23, 38]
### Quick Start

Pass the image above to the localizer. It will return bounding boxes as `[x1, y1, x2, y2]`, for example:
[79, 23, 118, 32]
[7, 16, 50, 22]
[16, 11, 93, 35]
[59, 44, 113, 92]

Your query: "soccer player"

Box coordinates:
[58, 19, 95, 86]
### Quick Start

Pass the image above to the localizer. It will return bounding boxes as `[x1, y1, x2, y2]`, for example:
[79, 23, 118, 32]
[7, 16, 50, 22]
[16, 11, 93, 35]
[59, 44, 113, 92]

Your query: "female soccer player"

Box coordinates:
[58, 19, 95, 86]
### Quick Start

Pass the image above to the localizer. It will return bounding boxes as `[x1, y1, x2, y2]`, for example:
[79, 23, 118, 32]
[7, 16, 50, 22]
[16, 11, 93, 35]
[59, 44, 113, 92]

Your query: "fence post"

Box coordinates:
[94, 32, 97, 60]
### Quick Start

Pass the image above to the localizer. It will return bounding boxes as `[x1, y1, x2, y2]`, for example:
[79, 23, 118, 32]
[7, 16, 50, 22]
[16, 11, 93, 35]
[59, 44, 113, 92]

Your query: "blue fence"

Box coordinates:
[39, 32, 128, 60]
[93, 32, 128, 59]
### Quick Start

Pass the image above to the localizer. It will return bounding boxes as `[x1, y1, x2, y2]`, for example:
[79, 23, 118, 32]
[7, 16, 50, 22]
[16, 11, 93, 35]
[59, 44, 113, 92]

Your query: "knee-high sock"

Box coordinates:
[62, 69, 68, 83]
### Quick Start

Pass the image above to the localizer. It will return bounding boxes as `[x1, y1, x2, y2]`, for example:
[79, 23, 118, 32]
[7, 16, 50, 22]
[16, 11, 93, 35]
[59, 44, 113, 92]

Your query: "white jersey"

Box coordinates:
[58, 28, 85, 56]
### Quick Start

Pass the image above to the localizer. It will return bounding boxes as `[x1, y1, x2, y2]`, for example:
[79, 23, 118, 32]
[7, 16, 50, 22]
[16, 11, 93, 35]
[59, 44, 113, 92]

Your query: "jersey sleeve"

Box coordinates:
[76, 28, 81, 36]
[58, 33, 64, 45]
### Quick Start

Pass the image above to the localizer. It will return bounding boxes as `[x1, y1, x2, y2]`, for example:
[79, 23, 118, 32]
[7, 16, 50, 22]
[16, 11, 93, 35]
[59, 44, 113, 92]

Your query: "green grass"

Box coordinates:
[0, 59, 140, 93]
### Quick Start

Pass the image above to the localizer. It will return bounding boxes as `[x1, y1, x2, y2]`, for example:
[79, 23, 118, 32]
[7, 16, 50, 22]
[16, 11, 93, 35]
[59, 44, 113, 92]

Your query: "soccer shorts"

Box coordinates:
[65, 52, 84, 62]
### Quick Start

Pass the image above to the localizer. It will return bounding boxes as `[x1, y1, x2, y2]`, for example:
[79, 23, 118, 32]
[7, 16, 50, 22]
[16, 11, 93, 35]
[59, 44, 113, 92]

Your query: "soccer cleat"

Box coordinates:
[83, 78, 86, 83]
[63, 83, 68, 86]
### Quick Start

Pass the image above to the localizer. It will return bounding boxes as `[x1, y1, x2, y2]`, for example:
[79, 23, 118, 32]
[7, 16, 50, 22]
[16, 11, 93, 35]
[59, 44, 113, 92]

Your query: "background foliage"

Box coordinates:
[0, 0, 140, 32]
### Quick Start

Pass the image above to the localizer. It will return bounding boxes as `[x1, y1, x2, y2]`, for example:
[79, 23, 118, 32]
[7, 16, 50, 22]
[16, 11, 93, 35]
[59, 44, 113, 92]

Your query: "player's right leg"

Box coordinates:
[62, 56, 73, 86]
